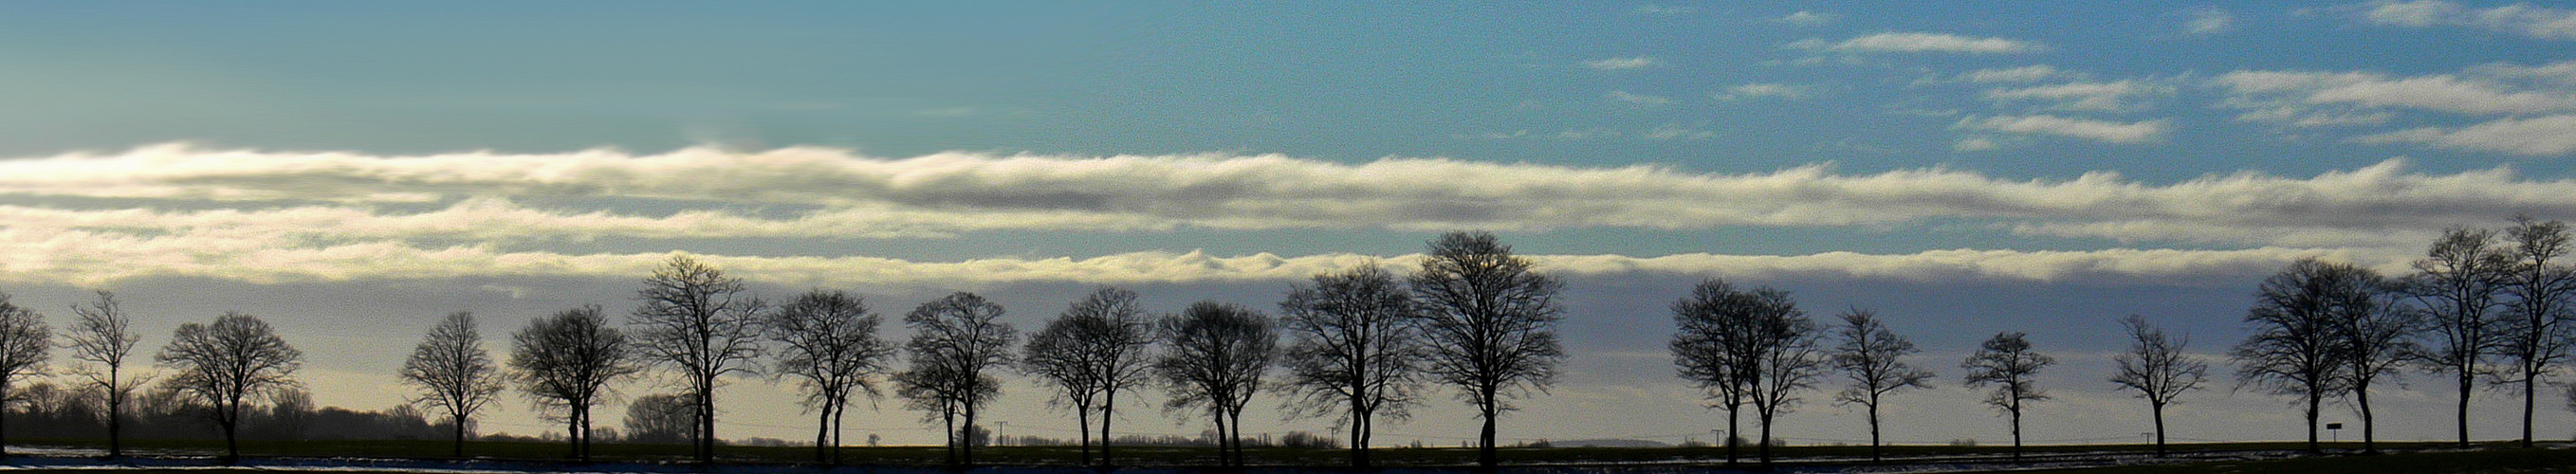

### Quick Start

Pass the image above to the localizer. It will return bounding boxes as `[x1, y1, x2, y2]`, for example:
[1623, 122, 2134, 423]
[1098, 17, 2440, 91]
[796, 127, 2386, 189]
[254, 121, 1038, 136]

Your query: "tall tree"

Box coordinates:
[2328, 277, 2416, 455]
[508, 305, 642, 462]
[156, 312, 301, 462]
[1067, 288, 1156, 467]
[0, 293, 48, 457]
[896, 292, 1017, 466]
[1961, 332, 2052, 462]
[628, 254, 766, 464]
[2107, 315, 2207, 458]
[399, 312, 505, 458]
[64, 290, 149, 458]
[2397, 226, 2511, 447]
[1829, 309, 1934, 464]
[1408, 231, 1565, 468]
[2499, 216, 2576, 448]
[1155, 301, 1278, 467]
[1669, 279, 1771, 465]
[765, 289, 895, 465]
[2232, 257, 2364, 454]
[1023, 308, 1108, 465]
[1744, 303, 1824, 467]
[1279, 263, 1425, 467]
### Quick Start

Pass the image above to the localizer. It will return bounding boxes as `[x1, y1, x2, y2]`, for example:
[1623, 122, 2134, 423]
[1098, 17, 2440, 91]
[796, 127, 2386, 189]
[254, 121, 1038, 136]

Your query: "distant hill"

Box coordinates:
[1545, 439, 1671, 447]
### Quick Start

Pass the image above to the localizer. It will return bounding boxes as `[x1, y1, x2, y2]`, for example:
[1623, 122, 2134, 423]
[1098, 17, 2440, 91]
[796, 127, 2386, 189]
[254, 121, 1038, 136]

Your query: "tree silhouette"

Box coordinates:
[1279, 263, 1425, 467]
[1669, 279, 1794, 465]
[2396, 226, 2510, 447]
[64, 290, 149, 458]
[622, 392, 700, 445]
[507, 305, 641, 462]
[1829, 309, 1933, 463]
[764, 289, 894, 465]
[2108, 315, 2205, 458]
[399, 312, 505, 458]
[629, 254, 766, 464]
[2499, 216, 2575, 448]
[0, 293, 48, 457]
[1962, 331, 2051, 462]
[2332, 276, 2416, 454]
[157, 312, 301, 463]
[1062, 288, 1156, 466]
[1409, 231, 1565, 468]
[2232, 257, 2365, 454]
[1155, 301, 1278, 467]
[895, 292, 1017, 466]
[1024, 304, 1108, 465]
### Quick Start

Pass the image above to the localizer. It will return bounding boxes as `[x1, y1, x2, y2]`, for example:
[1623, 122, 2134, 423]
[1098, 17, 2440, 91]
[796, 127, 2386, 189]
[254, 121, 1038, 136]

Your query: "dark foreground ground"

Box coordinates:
[0, 439, 2570, 473]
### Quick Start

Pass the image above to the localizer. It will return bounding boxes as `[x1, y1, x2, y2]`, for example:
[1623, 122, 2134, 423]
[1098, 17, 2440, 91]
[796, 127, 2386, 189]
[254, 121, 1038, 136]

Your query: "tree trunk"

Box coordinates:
[2523, 373, 2538, 448]
[2361, 386, 2379, 453]
[107, 387, 123, 458]
[2456, 373, 2474, 448]
[223, 395, 242, 464]
[1478, 400, 1499, 468]
[942, 408, 957, 465]
[1100, 389, 1117, 467]
[815, 401, 833, 464]
[831, 397, 847, 465]
[1076, 400, 1094, 466]
[2152, 402, 2168, 458]
[453, 413, 469, 457]
[2305, 392, 2321, 454]
[963, 401, 979, 466]
[699, 377, 718, 464]
[1757, 411, 1775, 466]
[1724, 403, 1741, 465]
[2009, 401, 2023, 462]
[1868, 400, 1884, 463]
[1353, 407, 1372, 467]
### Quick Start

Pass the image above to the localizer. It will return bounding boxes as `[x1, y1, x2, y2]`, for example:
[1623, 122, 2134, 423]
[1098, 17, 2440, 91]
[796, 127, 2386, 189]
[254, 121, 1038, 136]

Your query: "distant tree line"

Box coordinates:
[5, 223, 2576, 468]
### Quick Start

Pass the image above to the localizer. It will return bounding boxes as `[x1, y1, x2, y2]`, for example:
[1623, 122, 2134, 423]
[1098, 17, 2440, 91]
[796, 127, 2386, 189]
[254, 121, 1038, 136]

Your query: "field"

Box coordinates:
[6, 438, 2576, 473]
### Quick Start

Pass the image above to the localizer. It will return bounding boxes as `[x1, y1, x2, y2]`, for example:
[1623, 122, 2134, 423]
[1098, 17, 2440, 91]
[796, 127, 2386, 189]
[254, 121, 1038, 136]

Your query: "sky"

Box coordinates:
[4, 0, 2576, 447]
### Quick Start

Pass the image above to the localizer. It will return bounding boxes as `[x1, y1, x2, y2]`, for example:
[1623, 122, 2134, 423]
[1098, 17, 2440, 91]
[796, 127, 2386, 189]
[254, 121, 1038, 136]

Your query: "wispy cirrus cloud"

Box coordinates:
[2216, 60, 2576, 155]
[2355, 0, 2576, 40]
[1956, 115, 2170, 143]
[1982, 80, 2174, 112]
[1713, 83, 1811, 101]
[1582, 56, 1663, 71]
[1789, 32, 2047, 54]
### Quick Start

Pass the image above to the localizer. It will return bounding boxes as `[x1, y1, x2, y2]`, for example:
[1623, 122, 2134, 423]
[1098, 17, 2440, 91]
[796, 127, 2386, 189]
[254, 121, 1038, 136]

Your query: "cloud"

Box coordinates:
[1960, 64, 2076, 83]
[2185, 7, 2238, 35]
[1982, 80, 2174, 112]
[2356, 0, 2576, 40]
[1606, 90, 1673, 106]
[1632, 5, 1692, 15]
[1790, 32, 2047, 54]
[11, 146, 2576, 257]
[1954, 137, 2002, 152]
[2361, 114, 2576, 155]
[2214, 65, 2576, 116]
[1957, 115, 2171, 143]
[1770, 10, 1836, 27]
[1713, 83, 1812, 101]
[1582, 56, 1663, 70]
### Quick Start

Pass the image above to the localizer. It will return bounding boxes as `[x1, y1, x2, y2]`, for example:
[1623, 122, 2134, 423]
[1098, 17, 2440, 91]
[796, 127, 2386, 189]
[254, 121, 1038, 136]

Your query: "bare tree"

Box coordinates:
[765, 289, 895, 465]
[156, 312, 301, 462]
[1408, 231, 1565, 468]
[1962, 331, 2052, 462]
[399, 312, 505, 457]
[1156, 301, 1278, 467]
[1279, 263, 1424, 467]
[628, 254, 765, 464]
[1745, 304, 1824, 466]
[623, 392, 700, 445]
[64, 290, 149, 458]
[0, 293, 48, 457]
[2108, 315, 2206, 458]
[2499, 216, 2576, 448]
[2397, 226, 2511, 447]
[1064, 288, 1156, 467]
[2336, 278, 2417, 455]
[896, 292, 1017, 466]
[1829, 309, 1934, 463]
[508, 305, 642, 462]
[1023, 307, 1107, 465]
[1669, 279, 1769, 465]
[2231, 257, 2364, 454]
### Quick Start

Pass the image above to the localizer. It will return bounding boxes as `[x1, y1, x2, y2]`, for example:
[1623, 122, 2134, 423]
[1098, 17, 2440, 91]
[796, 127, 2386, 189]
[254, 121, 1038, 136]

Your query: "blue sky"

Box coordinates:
[6, 1, 2576, 446]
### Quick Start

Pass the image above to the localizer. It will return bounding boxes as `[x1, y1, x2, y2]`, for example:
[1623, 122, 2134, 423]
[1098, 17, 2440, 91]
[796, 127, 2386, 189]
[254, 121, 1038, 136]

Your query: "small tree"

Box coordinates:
[2498, 216, 2576, 448]
[1023, 309, 1108, 465]
[1409, 231, 1565, 468]
[508, 305, 642, 462]
[157, 312, 302, 462]
[399, 312, 505, 457]
[1071, 288, 1157, 467]
[2397, 226, 2511, 447]
[1829, 309, 1934, 463]
[1744, 305, 1824, 467]
[1156, 301, 1278, 467]
[1961, 332, 2052, 462]
[765, 289, 895, 465]
[1279, 263, 1425, 467]
[2232, 258, 2365, 454]
[2107, 315, 2206, 458]
[2331, 279, 2416, 455]
[64, 290, 150, 458]
[623, 392, 701, 445]
[0, 293, 49, 457]
[1669, 279, 1785, 465]
[896, 292, 1017, 466]
[629, 254, 766, 464]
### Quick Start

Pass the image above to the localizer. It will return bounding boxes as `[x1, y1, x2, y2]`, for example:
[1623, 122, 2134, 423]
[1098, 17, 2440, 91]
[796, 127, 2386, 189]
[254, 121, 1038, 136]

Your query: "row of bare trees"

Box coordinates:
[0, 290, 307, 463]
